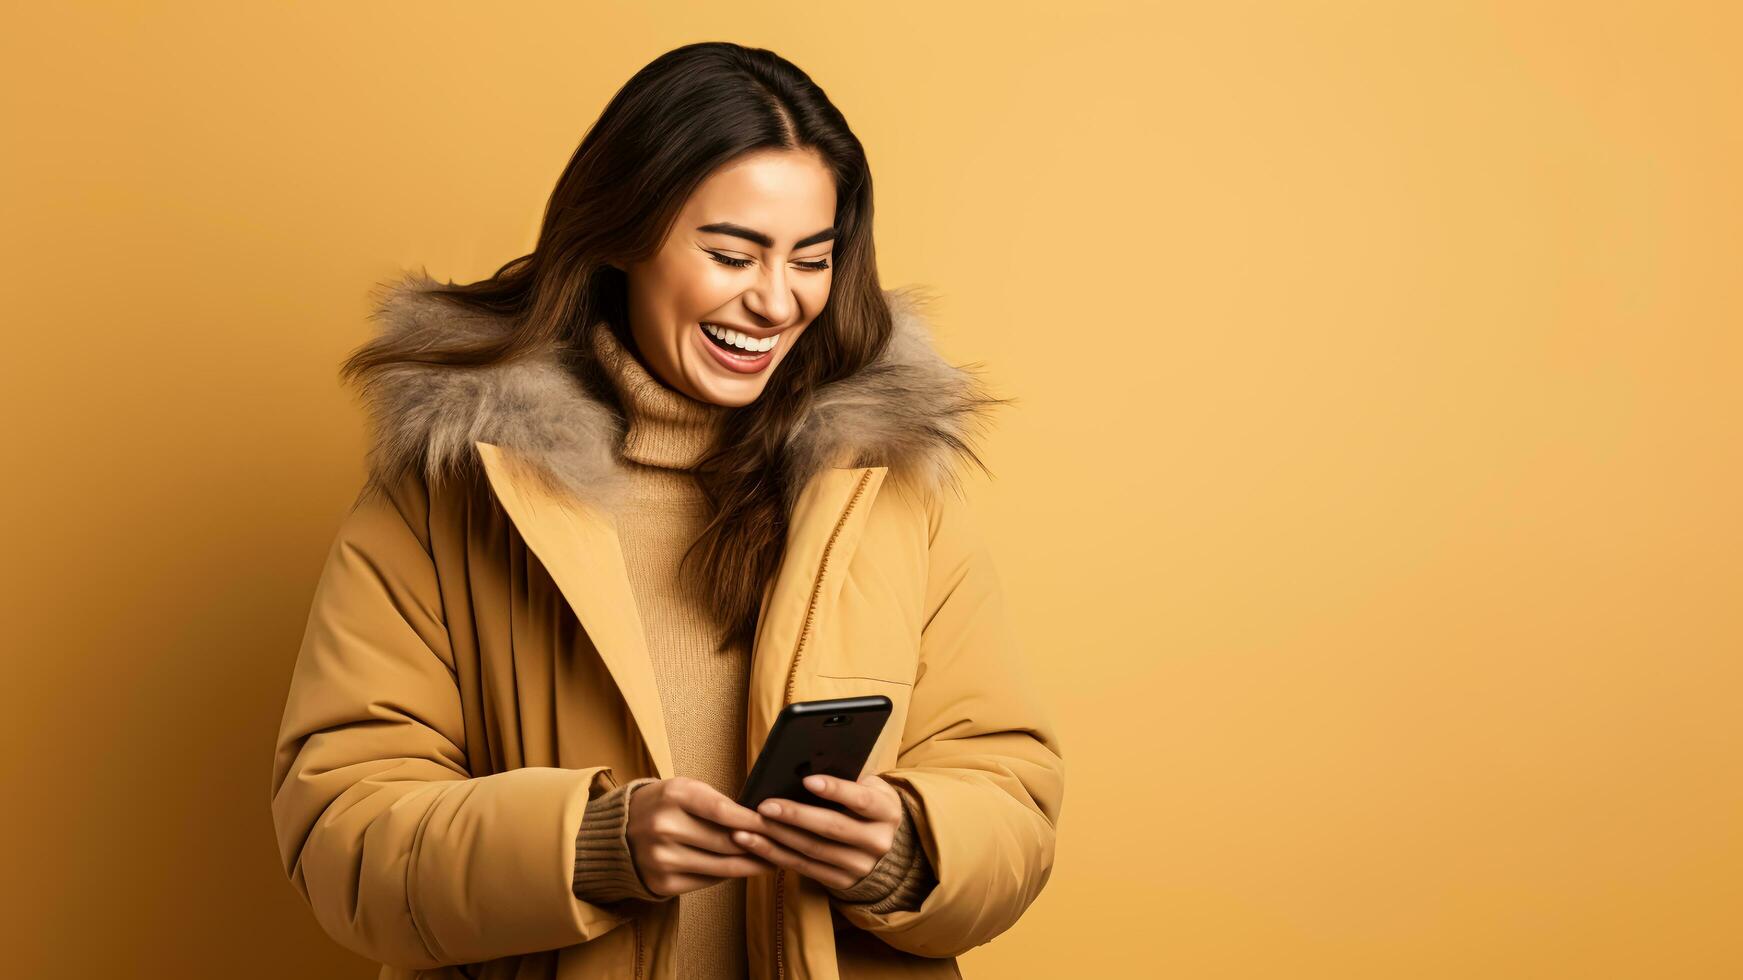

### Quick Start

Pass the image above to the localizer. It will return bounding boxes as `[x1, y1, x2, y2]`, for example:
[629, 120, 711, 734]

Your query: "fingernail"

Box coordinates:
[804, 775, 825, 791]
[759, 800, 780, 816]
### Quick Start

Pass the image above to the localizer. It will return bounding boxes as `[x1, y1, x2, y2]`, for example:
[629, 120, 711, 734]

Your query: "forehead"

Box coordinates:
[682, 149, 836, 239]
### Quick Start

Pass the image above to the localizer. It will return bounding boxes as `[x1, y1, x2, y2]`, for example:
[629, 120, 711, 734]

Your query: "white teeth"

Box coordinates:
[703, 323, 776, 353]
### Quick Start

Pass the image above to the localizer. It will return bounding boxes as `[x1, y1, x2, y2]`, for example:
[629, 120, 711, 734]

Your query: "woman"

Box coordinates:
[270, 41, 1064, 980]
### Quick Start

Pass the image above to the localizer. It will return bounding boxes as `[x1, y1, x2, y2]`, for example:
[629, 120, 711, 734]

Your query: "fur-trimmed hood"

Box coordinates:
[350, 271, 1004, 516]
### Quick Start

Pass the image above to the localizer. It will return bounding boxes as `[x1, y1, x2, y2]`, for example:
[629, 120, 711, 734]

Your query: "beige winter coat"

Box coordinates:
[270, 274, 1066, 979]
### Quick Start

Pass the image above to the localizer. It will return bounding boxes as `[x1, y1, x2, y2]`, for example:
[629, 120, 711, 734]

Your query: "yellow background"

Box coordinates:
[3, 2, 1738, 976]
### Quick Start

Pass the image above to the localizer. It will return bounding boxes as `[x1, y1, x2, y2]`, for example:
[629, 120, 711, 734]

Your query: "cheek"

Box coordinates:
[651, 259, 733, 318]
[780, 321, 817, 357]
[675, 283, 725, 322]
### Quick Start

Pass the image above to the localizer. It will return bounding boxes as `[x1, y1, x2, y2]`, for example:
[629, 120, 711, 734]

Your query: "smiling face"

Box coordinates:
[617, 147, 838, 408]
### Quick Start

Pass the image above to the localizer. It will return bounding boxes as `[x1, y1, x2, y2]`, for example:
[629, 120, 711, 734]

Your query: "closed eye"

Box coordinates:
[707, 250, 830, 272]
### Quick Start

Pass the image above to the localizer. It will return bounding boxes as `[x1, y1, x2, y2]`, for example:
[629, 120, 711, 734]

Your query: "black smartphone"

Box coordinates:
[738, 695, 892, 815]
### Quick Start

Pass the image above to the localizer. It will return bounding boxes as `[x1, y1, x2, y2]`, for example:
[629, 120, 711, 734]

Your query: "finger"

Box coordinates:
[625, 781, 752, 858]
[802, 773, 900, 821]
[729, 827, 863, 891]
[647, 840, 775, 881]
[673, 843, 777, 878]
[741, 813, 877, 880]
[666, 807, 760, 857]
[669, 777, 768, 835]
[755, 796, 884, 852]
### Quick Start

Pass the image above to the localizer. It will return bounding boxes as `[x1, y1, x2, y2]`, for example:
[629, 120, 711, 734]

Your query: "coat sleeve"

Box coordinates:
[832, 483, 1067, 957]
[269, 475, 633, 970]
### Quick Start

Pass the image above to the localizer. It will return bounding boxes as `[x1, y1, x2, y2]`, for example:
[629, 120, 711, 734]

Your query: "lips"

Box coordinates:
[696, 321, 775, 374]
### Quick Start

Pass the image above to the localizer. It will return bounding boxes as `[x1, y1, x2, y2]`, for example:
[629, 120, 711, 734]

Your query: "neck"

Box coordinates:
[590, 325, 731, 471]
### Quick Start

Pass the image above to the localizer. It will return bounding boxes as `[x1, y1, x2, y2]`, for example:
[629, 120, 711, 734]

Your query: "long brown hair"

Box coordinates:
[341, 41, 902, 657]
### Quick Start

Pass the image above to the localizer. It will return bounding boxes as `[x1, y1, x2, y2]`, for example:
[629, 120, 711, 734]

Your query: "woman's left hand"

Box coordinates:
[733, 773, 903, 890]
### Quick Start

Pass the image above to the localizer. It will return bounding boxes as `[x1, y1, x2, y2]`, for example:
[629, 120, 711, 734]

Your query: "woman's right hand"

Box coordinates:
[626, 777, 778, 897]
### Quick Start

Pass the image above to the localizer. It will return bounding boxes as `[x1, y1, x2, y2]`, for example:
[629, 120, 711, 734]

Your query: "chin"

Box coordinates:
[692, 375, 768, 408]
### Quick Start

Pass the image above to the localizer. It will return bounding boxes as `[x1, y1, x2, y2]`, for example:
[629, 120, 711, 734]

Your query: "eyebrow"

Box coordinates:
[696, 222, 837, 249]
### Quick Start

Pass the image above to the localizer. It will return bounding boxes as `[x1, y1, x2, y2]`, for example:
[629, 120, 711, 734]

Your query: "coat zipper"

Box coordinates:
[634, 916, 644, 979]
[773, 468, 874, 980]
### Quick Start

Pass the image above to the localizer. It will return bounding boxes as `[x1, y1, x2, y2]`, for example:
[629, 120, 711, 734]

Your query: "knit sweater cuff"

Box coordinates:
[573, 777, 666, 904]
[826, 782, 936, 913]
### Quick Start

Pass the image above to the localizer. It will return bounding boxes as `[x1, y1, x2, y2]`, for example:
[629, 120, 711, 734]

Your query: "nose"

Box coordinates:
[742, 263, 795, 326]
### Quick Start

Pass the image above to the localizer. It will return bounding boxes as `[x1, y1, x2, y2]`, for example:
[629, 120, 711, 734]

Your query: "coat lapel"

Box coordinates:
[474, 440, 676, 780]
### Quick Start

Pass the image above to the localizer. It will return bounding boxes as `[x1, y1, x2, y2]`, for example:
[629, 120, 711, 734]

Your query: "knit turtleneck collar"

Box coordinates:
[589, 324, 732, 470]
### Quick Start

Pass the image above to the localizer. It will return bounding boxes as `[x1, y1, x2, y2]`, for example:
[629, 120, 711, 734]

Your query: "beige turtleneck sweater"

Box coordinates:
[569, 325, 934, 977]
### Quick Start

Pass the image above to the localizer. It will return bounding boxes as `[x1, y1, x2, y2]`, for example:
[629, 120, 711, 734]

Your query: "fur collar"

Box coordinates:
[353, 271, 1002, 516]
